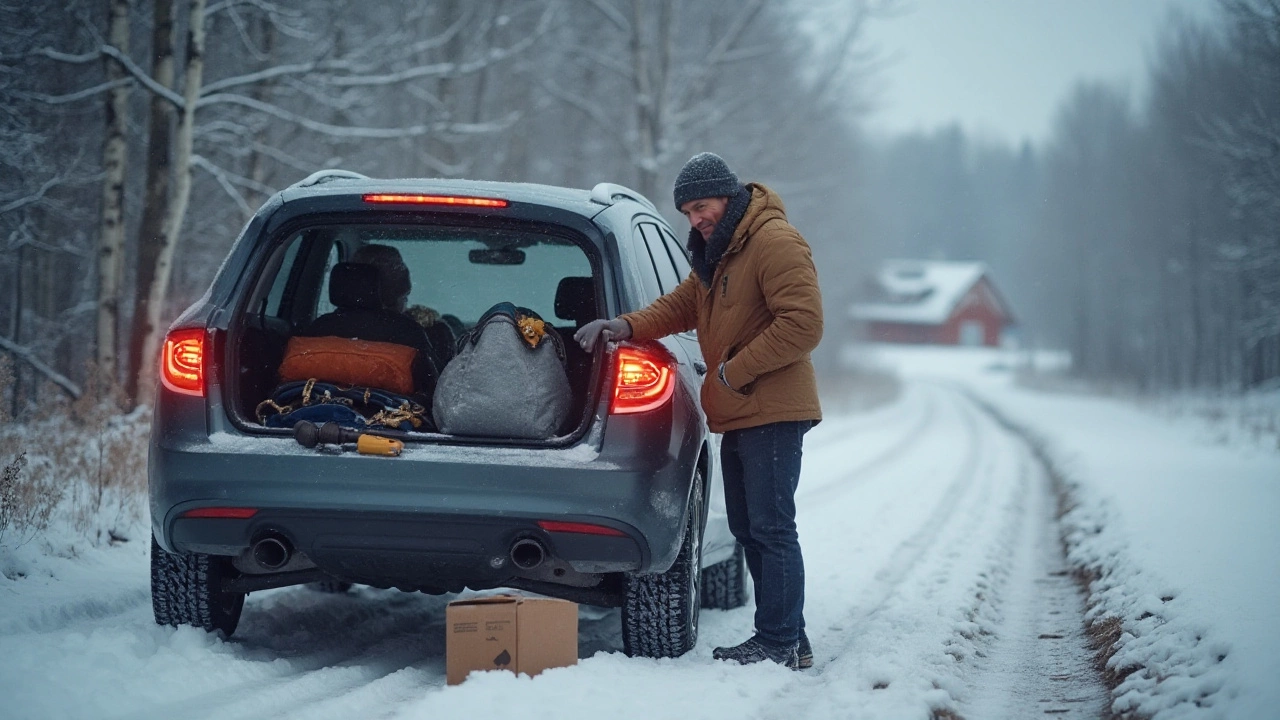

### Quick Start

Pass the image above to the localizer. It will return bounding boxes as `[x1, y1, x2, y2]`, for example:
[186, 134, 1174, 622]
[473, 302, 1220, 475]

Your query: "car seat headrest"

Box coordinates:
[350, 244, 411, 309]
[329, 262, 383, 310]
[554, 276, 596, 326]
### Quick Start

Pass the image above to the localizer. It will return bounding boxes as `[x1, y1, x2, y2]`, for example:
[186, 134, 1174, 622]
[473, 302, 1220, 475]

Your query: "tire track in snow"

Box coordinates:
[759, 384, 1047, 719]
[797, 387, 941, 504]
[816, 392, 988, 643]
[759, 387, 993, 710]
[114, 589, 452, 720]
[956, 439, 1108, 720]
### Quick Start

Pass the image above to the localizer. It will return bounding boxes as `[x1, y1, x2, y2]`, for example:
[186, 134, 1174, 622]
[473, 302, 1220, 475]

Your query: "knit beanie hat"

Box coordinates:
[673, 152, 741, 210]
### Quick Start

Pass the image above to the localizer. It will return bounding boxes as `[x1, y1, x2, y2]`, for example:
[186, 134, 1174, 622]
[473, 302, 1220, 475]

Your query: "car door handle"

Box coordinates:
[693, 361, 707, 376]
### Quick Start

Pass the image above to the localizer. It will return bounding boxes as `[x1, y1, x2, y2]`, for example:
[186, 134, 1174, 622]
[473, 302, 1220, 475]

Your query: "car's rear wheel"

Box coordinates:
[701, 542, 749, 609]
[621, 472, 704, 658]
[151, 535, 245, 637]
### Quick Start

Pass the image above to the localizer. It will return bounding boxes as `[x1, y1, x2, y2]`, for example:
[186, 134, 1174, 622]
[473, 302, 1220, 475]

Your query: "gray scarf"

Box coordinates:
[687, 185, 751, 287]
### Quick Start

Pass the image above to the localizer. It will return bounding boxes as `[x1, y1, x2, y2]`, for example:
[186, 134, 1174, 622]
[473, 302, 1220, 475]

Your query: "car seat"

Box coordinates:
[300, 262, 439, 396]
[554, 276, 597, 330]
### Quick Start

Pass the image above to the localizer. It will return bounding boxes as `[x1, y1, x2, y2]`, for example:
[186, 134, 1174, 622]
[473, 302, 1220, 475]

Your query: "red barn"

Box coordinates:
[850, 260, 1015, 347]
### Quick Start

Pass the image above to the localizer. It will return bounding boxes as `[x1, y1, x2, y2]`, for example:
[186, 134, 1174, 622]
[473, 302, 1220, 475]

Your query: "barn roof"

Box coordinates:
[849, 260, 1002, 325]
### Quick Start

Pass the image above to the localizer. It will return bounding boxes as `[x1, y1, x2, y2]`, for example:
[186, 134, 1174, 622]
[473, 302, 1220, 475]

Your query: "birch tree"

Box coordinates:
[95, 0, 130, 380]
[125, 0, 176, 401]
[133, 0, 206, 402]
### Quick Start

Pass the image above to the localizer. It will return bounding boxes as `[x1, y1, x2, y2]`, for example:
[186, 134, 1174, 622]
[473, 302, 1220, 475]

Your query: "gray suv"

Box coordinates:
[149, 170, 748, 658]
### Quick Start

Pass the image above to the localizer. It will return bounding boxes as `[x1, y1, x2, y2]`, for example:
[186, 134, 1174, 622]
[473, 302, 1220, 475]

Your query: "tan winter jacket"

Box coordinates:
[621, 183, 823, 433]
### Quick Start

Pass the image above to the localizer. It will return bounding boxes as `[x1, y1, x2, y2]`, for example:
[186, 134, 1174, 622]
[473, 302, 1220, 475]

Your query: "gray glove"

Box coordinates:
[574, 318, 632, 352]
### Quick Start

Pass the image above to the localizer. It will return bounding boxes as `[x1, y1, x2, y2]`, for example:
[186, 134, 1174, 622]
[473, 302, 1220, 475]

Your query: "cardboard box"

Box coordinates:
[446, 594, 578, 685]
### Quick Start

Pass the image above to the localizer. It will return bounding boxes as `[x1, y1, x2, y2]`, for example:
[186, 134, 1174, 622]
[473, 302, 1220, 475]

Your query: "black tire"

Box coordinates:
[151, 535, 245, 637]
[701, 542, 749, 610]
[621, 473, 704, 658]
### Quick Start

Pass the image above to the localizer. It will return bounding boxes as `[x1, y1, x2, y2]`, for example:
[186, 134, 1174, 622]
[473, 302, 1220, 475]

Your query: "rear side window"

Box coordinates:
[640, 223, 682, 295]
[314, 243, 343, 317]
[660, 227, 692, 279]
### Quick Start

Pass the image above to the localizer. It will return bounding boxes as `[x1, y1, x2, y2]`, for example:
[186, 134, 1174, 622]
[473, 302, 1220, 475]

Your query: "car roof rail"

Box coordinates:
[589, 182, 658, 212]
[289, 169, 370, 189]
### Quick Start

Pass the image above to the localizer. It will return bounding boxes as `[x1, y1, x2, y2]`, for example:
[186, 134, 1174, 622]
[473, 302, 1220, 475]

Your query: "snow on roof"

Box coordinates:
[849, 260, 991, 325]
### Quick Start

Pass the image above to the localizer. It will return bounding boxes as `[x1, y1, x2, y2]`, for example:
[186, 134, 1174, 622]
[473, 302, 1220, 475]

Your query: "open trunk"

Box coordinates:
[224, 217, 604, 444]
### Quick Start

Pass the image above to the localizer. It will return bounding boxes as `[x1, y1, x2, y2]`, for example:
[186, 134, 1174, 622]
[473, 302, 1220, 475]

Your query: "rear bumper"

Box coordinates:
[172, 508, 643, 591]
[150, 424, 699, 581]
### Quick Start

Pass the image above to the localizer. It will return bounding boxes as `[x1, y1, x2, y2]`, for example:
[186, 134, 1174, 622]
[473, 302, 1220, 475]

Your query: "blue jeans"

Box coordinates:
[719, 420, 811, 647]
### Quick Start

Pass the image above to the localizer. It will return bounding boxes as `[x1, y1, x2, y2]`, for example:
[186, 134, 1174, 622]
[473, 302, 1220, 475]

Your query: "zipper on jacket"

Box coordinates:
[721, 275, 728, 298]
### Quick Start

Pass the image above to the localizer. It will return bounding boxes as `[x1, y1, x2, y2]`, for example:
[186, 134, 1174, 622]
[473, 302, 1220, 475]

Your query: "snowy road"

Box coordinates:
[2, 382, 1108, 720]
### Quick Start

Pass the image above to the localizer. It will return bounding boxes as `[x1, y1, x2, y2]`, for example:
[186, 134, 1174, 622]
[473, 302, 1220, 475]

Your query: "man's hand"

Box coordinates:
[574, 318, 632, 352]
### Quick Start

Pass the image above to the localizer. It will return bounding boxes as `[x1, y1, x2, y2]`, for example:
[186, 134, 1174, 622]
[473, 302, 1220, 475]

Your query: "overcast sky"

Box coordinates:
[858, 0, 1219, 146]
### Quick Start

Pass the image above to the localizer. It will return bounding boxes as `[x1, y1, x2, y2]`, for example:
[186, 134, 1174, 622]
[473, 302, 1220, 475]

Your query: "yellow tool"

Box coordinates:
[356, 434, 403, 456]
[294, 420, 406, 456]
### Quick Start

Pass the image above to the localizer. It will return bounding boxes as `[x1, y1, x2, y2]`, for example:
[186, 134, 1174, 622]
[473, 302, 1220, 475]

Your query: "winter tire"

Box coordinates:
[621, 472, 704, 658]
[151, 534, 245, 637]
[701, 542, 749, 610]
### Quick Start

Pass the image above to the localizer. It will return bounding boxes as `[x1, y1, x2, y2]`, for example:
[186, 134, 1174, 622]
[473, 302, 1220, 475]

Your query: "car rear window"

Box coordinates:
[263, 223, 594, 329]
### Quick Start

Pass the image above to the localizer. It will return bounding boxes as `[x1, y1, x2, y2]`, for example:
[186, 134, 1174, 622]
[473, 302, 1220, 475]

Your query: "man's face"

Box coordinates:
[680, 196, 729, 240]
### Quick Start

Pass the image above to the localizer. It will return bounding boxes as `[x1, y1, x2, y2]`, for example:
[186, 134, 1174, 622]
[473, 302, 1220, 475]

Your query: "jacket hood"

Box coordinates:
[730, 183, 788, 254]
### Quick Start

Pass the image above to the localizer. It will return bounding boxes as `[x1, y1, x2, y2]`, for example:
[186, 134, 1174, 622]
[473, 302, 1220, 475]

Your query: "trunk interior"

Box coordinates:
[226, 219, 603, 443]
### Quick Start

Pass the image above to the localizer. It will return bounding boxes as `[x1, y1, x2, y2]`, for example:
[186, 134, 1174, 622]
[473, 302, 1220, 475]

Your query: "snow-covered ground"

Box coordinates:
[864, 344, 1280, 719]
[1, 345, 1275, 719]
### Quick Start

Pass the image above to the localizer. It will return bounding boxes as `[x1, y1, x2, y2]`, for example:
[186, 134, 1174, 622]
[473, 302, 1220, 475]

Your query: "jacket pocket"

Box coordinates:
[700, 347, 758, 426]
[701, 376, 758, 427]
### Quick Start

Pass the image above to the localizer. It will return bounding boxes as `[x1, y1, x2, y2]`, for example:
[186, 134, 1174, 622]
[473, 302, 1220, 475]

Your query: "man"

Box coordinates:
[575, 152, 823, 669]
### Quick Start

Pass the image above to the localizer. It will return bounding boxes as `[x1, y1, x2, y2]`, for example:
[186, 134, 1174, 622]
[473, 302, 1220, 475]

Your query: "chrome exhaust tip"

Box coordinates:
[510, 538, 546, 570]
[252, 536, 292, 571]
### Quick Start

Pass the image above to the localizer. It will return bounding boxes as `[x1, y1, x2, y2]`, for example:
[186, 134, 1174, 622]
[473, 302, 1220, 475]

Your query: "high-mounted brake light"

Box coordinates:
[181, 507, 259, 519]
[537, 520, 627, 537]
[610, 344, 675, 415]
[161, 327, 206, 397]
[362, 193, 509, 208]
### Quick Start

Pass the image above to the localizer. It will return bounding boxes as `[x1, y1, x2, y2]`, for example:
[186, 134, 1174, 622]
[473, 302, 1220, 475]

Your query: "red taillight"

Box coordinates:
[180, 507, 258, 519]
[161, 328, 205, 397]
[610, 343, 675, 415]
[362, 193, 509, 208]
[536, 520, 627, 537]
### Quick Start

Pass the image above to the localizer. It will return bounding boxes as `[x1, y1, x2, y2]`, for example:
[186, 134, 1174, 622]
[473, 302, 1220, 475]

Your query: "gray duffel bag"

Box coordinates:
[432, 302, 571, 439]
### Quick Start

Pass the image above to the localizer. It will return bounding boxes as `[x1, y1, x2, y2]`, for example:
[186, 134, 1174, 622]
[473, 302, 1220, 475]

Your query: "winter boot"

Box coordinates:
[712, 635, 800, 669]
[798, 630, 813, 670]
